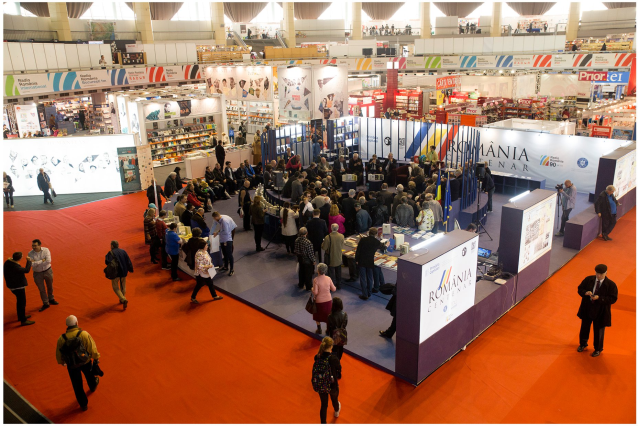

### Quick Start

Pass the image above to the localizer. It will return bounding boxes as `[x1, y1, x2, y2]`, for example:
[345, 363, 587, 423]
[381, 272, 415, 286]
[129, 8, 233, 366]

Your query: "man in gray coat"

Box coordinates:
[556, 179, 577, 236]
[426, 193, 443, 233]
[290, 174, 304, 203]
[394, 197, 415, 227]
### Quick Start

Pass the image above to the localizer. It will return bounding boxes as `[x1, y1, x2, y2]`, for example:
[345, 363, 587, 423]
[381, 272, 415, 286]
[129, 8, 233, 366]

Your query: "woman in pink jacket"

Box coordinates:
[328, 204, 346, 234]
[312, 263, 337, 334]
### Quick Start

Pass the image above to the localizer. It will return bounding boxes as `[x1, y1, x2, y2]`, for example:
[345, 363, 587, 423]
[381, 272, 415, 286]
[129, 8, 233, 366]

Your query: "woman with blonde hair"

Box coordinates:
[328, 204, 345, 234]
[312, 336, 341, 423]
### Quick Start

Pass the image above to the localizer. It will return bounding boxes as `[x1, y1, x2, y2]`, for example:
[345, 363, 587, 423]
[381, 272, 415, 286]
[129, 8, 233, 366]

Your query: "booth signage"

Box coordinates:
[591, 125, 613, 138]
[578, 71, 609, 81]
[465, 106, 482, 115]
[607, 72, 630, 83]
[436, 76, 461, 90]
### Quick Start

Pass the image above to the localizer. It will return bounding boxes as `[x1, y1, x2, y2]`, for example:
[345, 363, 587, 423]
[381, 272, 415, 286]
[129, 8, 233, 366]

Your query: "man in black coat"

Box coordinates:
[282, 171, 298, 199]
[306, 209, 328, 262]
[105, 241, 134, 310]
[483, 171, 495, 212]
[36, 168, 54, 205]
[146, 182, 165, 207]
[181, 203, 195, 227]
[577, 264, 618, 357]
[378, 183, 395, 212]
[333, 155, 348, 187]
[379, 284, 397, 338]
[215, 140, 226, 167]
[448, 172, 461, 202]
[341, 189, 358, 235]
[164, 173, 177, 198]
[355, 227, 388, 300]
[223, 161, 237, 194]
[382, 153, 398, 184]
[3, 252, 35, 326]
[348, 153, 364, 185]
[594, 185, 621, 241]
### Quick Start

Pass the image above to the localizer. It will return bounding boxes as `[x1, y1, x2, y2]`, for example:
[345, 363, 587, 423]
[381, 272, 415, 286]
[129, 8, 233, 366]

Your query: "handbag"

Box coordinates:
[305, 294, 317, 314]
[51, 188, 57, 197]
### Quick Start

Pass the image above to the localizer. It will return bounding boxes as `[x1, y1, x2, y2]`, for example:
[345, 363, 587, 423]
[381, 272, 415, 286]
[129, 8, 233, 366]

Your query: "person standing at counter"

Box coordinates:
[191, 208, 210, 238]
[240, 122, 247, 140]
[212, 211, 237, 277]
[250, 197, 266, 252]
[28, 239, 58, 311]
[215, 140, 226, 169]
[253, 130, 262, 166]
[37, 168, 54, 205]
[229, 127, 235, 145]
[239, 180, 252, 232]
[165, 223, 183, 281]
[164, 172, 177, 199]
[221, 132, 230, 145]
[355, 228, 388, 300]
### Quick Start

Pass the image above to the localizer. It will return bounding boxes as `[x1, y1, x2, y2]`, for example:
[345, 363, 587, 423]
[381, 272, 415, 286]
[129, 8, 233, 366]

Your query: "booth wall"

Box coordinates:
[514, 74, 537, 99]
[539, 74, 592, 97]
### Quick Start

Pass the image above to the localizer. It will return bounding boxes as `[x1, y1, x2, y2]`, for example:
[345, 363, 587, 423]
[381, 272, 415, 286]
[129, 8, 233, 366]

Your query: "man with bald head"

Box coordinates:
[56, 315, 101, 411]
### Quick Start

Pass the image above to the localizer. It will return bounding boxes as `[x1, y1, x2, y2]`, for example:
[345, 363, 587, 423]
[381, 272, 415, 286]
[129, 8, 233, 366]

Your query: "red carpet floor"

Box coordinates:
[3, 192, 636, 423]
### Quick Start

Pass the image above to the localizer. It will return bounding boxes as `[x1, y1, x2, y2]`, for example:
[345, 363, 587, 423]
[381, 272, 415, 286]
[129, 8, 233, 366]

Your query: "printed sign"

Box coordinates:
[518, 194, 555, 272]
[436, 75, 461, 90]
[578, 71, 609, 81]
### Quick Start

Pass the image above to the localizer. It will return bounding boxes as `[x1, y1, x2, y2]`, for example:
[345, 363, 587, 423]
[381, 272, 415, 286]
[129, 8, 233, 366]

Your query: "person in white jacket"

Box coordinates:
[221, 132, 230, 145]
[416, 201, 435, 232]
[280, 201, 299, 255]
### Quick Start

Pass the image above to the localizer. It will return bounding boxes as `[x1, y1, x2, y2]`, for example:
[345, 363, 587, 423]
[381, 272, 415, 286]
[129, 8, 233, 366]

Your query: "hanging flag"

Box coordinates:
[435, 168, 442, 202]
[454, 219, 461, 230]
[443, 176, 452, 232]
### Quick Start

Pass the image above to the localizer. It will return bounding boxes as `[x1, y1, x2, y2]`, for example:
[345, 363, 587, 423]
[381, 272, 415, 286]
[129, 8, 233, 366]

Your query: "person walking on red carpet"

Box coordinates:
[105, 241, 134, 310]
[3, 252, 35, 326]
[595, 185, 621, 241]
[56, 315, 100, 411]
[28, 239, 58, 311]
[36, 168, 54, 205]
[577, 264, 618, 357]
[312, 336, 341, 424]
[191, 239, 223, 304]
[311, 263, 336, 334]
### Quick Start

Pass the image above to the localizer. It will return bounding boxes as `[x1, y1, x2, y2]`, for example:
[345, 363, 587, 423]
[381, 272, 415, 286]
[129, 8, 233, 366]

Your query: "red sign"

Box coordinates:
[519, 99, 534, 106]
[436, 76, 461, 90]
[578, 71, 608, 82]
[591, 125, 612, 138]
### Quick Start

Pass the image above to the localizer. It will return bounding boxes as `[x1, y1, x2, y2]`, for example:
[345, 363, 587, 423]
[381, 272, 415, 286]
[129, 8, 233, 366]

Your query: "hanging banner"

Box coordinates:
[128, 101, 141, 135]
[125, 69, 148, 84]
[117, 146, 142, 192]
[313, 65, 348, 120]
[236, 66, 273, 101]
[76, 70, 111, 88]
[4, 74, 50, 96]
[116, 95, 129, 133]
[14, 104, 41, 137]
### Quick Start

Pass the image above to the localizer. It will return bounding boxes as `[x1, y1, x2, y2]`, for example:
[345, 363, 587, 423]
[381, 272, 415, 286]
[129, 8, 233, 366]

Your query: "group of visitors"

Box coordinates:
[363, 24, 413, 36]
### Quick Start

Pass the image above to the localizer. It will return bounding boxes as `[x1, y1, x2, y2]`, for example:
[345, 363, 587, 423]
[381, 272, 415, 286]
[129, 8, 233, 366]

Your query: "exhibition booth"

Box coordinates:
[484, 118, 576, 135]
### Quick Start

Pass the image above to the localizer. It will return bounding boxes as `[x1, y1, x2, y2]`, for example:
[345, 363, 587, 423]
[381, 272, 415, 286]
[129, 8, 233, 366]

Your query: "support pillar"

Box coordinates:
[352, 2, 362, 40]
[48, 2, 72, 41]
[566, 2, 580, 42]
[210, 2, 226, 46]
[282, 2, 296, 47]
[133, 2, 154, 44]
[419, 2, 431, 38]
[490, 1, 502, 37]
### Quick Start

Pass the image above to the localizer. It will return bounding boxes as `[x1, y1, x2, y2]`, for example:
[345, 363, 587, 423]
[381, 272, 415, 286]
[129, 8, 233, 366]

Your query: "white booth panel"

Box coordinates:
[144, 44, 156, 64]
[443, 38, 454, 55]
[77, 44, 91, 68]
[32, 43, 48, 70]
[3, 43, 14, 72]
[165, 44, 178, 63]
[483, 37, 494, 54]
[433, 38, 444, 54]
[88, 44, 102, 66]
[54, 44, 68, 69]
[423, 38, 434, 54]
[554, 36, 566, 51]
[186, 43, 197, 63]
[543, 35, 556, 51]
[20, 43, 37, 71]
[413, 39, 424, 54]
[502, 37, 514, 53]
[512, 37, 524, 53]
[473, 38, 484, 54]
[99, 44, 113, 65]
[523, 36, 535, 53]
[462, 38, 474, 54]
[64, 44, 80, 69]
[44, 43, 58, 69]
[453, 38, 464, 55]
[493, 37, 504, 54]
[155, 44, 167, 64]
[175, 43, 187, 63]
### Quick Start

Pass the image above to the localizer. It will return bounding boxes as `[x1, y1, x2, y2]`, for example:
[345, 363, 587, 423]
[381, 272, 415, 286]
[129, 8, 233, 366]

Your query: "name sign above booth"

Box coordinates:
[435, 75, 461, 90]
[578, 71, 630, 83]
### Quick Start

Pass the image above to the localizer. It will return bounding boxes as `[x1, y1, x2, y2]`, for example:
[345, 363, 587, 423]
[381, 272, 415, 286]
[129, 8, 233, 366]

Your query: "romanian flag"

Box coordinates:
[443, 176, 453, 231]
[435, 168, 442, 201]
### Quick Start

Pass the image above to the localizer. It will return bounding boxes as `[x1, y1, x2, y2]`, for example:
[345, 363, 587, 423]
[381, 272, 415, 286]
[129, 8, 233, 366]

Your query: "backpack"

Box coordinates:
[311, 355, 334, 393]
[104, 250, 120, 280]
[59, 329, 91, 368]
[332, 315, 348, 346]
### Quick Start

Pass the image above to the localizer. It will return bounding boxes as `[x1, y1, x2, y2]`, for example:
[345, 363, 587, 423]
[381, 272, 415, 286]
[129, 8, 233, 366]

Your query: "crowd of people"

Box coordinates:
[363, 24, 414, 36]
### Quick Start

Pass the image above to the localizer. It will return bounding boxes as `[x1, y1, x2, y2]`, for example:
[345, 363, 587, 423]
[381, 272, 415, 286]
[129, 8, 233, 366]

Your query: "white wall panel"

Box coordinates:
[32, 43, 48, 70]
[453, 38, 464, 55]
[143, 44, 156, 64]
[4, 14, 14, 30]
[523, 36, 535, 53]
[554, 35, 566, 51]
[44, 43, 58, 69]
[64, 44, 80, 69]
[473, 38, 483, 54]
[55, 44, 68, 69]
[442, 38, 454, 55]
[165, 43, 178, 63]
[77, 44, 91, 68]
[20, 43, 37, 71]
[99, 44, 113, 65]
[433, 38, 444, 54]
[493, 37, 504, 54]
[502, 37, 513, 53]
[512, 37, 524, 53]
[185, 43, 197, 63]
[175, 43, 187, 63]
[423, 38, 434, 54]
[463, 38, 474, 54]
[155, 43, 167, 64]
[543, 35, 555, 51]
[88, 44, 101, 66]
[482, 37, 494, 54]
[3, 43, 14, 72]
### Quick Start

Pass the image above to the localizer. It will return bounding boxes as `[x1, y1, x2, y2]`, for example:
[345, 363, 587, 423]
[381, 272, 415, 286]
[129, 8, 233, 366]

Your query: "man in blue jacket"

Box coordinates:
[354, 203, 372, 234]
[165, 223, 183, 281]
[105, 241, 134, 310]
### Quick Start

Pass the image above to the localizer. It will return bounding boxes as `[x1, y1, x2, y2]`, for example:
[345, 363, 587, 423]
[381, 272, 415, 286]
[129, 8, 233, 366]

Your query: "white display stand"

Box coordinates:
[184, 155, 212, 179]
[484, 118, 576, 135]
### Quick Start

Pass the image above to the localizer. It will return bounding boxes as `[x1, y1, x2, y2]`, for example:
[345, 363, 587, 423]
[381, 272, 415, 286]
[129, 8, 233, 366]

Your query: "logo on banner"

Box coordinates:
[462, 247, 467, 256]
[540, 155, 563, 167]
[384, 136, 391, 146]
[438, 267, 453, 290]
[577, 158, 589, 168]
[399, 138, 405, 147]
[578, 71, 608, 81]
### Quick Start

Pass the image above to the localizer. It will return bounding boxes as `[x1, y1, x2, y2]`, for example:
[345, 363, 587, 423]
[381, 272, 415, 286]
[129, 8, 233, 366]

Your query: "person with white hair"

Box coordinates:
[55, 315, 101, 411]
[391, 184, 405, 218]
[295, 227, 316, 291]
[595, 185, 621, 241]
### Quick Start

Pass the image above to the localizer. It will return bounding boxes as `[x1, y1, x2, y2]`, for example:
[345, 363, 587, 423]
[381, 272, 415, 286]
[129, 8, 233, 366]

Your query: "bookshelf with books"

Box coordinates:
[88, 104, 114, 134]
[394, 90, 423, 119]
[247, 101, 275, 134]
[226, 99, 247, 127]
[327, 117, 360, 155]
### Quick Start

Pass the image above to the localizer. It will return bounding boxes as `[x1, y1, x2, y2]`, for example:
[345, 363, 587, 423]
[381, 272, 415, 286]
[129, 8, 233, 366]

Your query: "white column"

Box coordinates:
[352, 2, 362, 40]
[48, 2, 72, 41]
[133, 2, 154, 44]
[210, 2, 226, 46]
[282, 2, 296, 47]
[420, 2, 431, 38]
[565, 2, 580, 42]
[490, 2, 502, 37]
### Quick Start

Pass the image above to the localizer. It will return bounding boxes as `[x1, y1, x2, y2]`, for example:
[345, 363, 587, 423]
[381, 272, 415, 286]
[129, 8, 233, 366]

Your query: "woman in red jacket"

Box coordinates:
[184, 184, 202, 208]
[286, 154, 302, 173]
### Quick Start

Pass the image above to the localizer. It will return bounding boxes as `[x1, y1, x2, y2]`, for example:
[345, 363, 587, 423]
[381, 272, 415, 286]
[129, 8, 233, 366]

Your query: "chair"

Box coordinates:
[394, 164, 410, 187]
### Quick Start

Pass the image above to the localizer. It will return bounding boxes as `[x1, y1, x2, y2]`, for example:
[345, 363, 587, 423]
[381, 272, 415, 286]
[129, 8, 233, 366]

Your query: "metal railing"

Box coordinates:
[3, 30, 57, 41]
[70, 31, 141, 41]
[275, 30, 287, 48]
[232, 30, 248, 49]
[153, 31, 215, 41]
[361, 28, 420, 37]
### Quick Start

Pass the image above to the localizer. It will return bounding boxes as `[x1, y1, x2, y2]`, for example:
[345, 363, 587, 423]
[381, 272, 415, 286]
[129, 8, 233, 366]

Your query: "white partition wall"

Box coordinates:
[502, 37, 514, 53]
[55, 44, 69, 69]
[32, 43, 48, 70]
[175, 43, 187, 63]
[3, 43, 13, 72]
[186, 43, 197, 63]
[99, 44, 113, 65]
[523, 36, 535, 53]
[473, 38, 483, 53]
[453, 38, 464, 55]
[44, 44, 58, 69]
[165, 43, 177, 63]
[423, 39, 434, 54]
[463, 38, 474, 54]
[64, 44, 80, 68]
[482, 37, 494, 54]
[20, 43, 37, 71]
[88, 44, 102, 66]
[144, 44, 156, 64]
[433, 38, 444, 54]
[155, 43, 167, 64]
[513, 37, 524, 53]
[77, 44, 91, 68]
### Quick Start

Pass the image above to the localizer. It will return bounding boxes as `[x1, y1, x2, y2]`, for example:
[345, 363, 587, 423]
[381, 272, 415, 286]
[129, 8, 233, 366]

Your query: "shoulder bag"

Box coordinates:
[305, 294, 317, 314]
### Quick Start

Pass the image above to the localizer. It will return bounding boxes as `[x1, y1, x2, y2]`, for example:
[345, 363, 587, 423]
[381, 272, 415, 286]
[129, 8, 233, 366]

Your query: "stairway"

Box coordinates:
[3, 381, 51, 424]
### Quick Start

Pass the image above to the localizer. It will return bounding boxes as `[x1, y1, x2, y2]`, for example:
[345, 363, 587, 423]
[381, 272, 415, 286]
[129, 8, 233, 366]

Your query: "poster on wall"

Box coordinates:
[163, 101, 180, 120]
[117, 146, 142, 192]
[313, 65, 348, 121]
[205, 66, 238, 99]
[278, 66, 312, 121]
[611, 127, 634, 140]
[613, 149, 636, 198]
[419, 236, 478, 343]
[178, 100, 192, 117]
[518, 194, 555, 272]
[107, 94, 119, 133]
[236, 66, 272, 101]
[14, 104, 41, 137]
[2, 135, 136, 196]
[128, 102, 141, 135]
[116, 96, 129, 133]
[143, 102, 162, 121]
[591, 126, 612, 138]
[435, 75, 460, 106]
